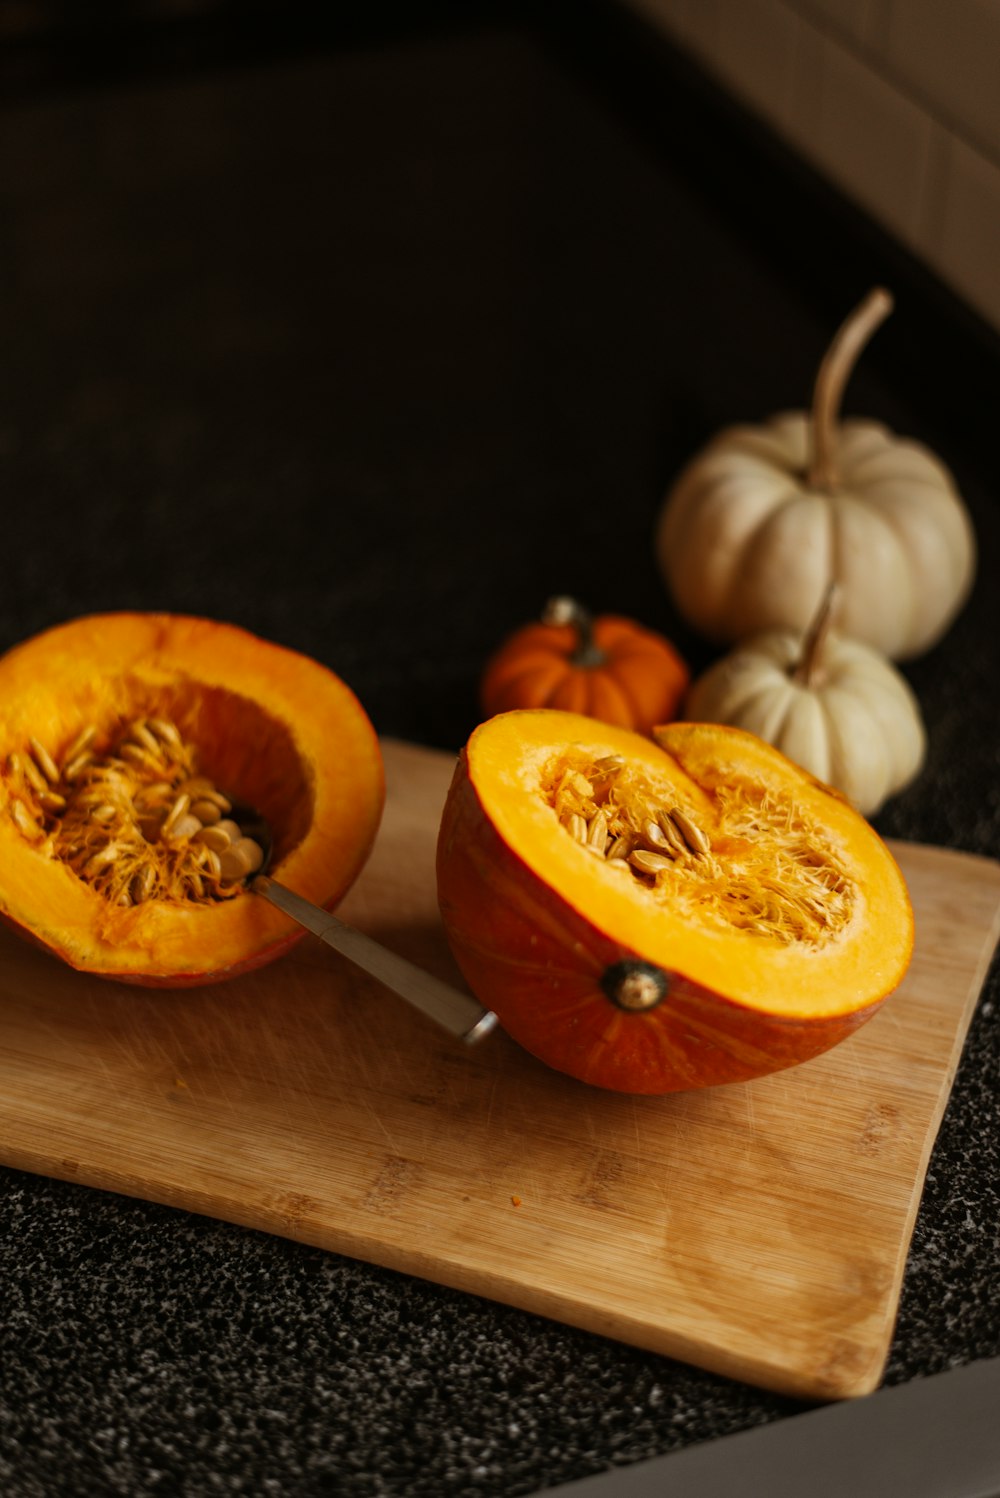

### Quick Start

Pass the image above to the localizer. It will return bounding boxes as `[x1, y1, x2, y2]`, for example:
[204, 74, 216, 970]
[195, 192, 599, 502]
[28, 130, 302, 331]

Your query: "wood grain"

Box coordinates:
[1, 738, 998, 1400]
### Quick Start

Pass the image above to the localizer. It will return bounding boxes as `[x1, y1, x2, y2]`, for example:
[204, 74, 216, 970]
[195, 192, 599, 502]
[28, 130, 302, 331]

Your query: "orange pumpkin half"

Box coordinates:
[0, 613, 384, 986]
[436, 709, 913, 1094]
[480, 596, 688, 736]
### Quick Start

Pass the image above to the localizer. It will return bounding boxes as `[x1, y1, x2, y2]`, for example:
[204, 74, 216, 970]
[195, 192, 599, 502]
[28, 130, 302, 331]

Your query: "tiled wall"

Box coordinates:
[620, 0, 1000, 336]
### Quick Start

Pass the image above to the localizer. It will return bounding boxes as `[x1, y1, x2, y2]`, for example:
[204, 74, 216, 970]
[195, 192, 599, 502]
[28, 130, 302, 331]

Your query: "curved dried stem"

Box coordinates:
[791, 582, 840, 687]
[808, 287, 893, 491]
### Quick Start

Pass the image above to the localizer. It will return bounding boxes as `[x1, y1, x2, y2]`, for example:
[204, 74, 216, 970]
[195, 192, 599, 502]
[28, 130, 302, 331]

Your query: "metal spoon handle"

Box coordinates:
[252, 875, 497, 1044]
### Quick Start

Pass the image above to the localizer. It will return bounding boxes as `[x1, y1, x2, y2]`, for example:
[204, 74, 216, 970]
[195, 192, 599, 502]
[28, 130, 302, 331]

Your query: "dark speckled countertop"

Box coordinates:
[1, 4, 998, 1494]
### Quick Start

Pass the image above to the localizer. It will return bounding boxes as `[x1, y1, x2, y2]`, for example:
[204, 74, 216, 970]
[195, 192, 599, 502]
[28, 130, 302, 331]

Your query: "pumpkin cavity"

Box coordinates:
[543, 749, 854, 948]
[4, 679, 313, 910]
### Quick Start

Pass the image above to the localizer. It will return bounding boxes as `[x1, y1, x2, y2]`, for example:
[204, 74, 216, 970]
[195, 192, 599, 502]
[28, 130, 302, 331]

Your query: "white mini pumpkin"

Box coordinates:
[657, 289, 976, 660]
[684, 589, 925, 817]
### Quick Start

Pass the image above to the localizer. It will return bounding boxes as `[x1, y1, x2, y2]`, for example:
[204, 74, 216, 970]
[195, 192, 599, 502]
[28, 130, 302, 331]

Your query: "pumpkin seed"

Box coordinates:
[218, 843, 254, 882]
[587, 810, 608, 853]
[63, 726, 97, 762]
[194, 825, 231, 853]
[190, 798, 222, 825]
[126, 720, 162, 756]
[670, 808, 711, 855]
[236, 836, 264, 875]
[161, 793, 191, 836]
[119, 742, 161, 773]
[655, 810, 688, 855]
[629, 849, 674, 875]
[643, 820, 679, 858]
[165, 813, 202, 841]
[29, 738, 59, 784]
[178, 776, 216, 798]
[562, 812, 588, 844]
[22, 755, 50, 794]
[63, 754, 98, 781]
[148, 718, 182, 747]
[84, 846, 118, 877]
[11, 800, 42, 839]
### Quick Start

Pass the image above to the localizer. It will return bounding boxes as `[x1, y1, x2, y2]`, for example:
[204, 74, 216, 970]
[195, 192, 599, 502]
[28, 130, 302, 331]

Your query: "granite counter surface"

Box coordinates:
[1, 5, 998, 1494]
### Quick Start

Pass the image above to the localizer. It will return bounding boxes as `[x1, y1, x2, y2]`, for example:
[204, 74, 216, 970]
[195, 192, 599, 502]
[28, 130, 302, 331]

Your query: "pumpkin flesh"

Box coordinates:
[0, 614, 385, 984]
[437, 710, 913, 1093]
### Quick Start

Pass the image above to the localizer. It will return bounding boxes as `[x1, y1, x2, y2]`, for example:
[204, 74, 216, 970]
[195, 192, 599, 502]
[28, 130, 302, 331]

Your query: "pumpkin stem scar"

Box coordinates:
[601, 959, 671, 1012]
[542, 595, 608, 669]
[807, 286, 893, 493]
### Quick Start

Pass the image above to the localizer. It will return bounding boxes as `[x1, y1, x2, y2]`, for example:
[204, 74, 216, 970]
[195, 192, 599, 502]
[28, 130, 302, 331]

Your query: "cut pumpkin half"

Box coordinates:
[0, 613, 384, 985]
[436, 709, 913, 1093]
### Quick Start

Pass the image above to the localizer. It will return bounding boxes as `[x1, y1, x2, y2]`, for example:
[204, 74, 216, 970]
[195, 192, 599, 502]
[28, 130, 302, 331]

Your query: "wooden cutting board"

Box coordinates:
[2, 739, 998, 1401]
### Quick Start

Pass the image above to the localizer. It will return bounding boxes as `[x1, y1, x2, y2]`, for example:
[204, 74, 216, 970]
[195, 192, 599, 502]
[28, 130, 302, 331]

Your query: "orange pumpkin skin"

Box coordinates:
[0, 613, 385, 987]
[0, 904, 305, 990]
[436, 712, 914, 1095]
[479, 598, 688, 737]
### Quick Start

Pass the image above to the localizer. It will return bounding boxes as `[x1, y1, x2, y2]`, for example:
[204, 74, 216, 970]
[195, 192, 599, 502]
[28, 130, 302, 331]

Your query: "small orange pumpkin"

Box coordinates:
[437, 709, 913, 1095]
[480, 597, 688, 736]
